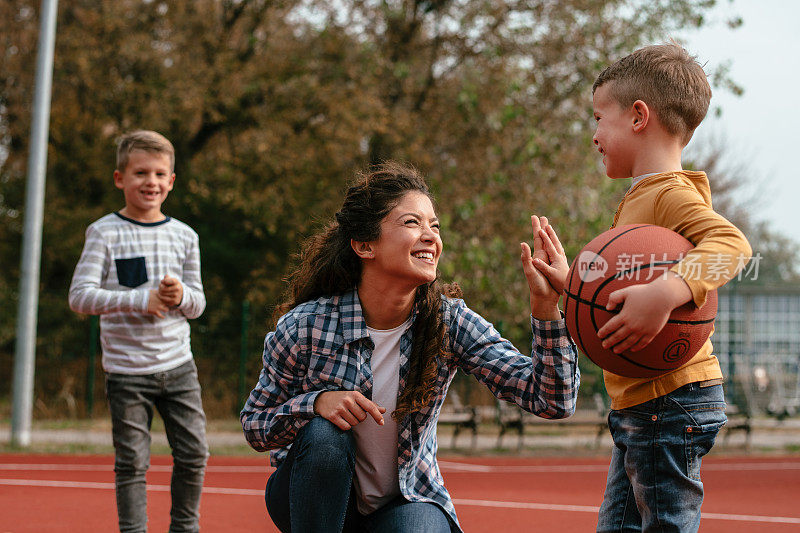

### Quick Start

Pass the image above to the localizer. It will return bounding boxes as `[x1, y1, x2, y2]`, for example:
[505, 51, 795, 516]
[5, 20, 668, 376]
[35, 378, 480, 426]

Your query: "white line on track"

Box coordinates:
[437, 460, 800, 473]
[452, 498, 800, 524]
[1, 478, 799, 524]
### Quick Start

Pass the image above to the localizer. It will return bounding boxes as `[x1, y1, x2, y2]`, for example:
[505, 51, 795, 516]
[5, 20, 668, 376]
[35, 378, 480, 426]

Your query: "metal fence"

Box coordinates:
[714, 285, 800, 417]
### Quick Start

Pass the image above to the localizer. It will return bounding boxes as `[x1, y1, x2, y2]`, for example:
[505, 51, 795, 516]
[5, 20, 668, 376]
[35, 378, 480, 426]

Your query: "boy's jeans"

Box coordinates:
[265, 416, 452, 533]
[106, 360, 209, 533]
[596, 381, 727, 533]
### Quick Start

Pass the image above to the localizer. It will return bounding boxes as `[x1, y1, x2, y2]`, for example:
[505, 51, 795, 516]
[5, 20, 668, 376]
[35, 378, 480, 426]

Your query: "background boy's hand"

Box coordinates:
[313, 390, 386, 431]
[158, 275, 183, 308]
[147, 289, 169, 318]
[520, 215, 568, 320]
[597, 273, 693, 353]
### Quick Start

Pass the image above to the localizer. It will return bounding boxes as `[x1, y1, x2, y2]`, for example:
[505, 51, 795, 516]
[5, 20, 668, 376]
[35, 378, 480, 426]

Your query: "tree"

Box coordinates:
[687, 139, 800, 284]
[1, 0, 731, 415]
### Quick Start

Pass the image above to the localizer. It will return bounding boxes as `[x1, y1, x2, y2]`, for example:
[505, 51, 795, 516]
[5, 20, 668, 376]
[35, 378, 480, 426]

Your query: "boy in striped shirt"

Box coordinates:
[69, 130, 208, 533]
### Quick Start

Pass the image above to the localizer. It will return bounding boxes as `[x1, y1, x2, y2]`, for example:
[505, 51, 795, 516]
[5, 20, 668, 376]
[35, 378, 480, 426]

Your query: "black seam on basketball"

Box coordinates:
[565, 289, 716, 325]
[564, 294, 593, 361]
[567, 225, 713, 375]
[612, 351, 672, 371]
[565, 250, 586, 355]
[612, 260, 681, 279]
[574, 225, 653, 298]
[590, 261, 677, 332]
[666, 316, 716, 325]
[570, 224, 655, 365]
[575, 225, 652, 337]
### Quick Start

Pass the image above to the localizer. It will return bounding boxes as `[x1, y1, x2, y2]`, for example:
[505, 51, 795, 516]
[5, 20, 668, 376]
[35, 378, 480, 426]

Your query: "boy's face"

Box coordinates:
[113, 150, 175, 222]
[592, 83, 637, 179]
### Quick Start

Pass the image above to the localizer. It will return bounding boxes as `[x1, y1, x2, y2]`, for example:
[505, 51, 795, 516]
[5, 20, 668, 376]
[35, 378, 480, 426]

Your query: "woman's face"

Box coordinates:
[364, 191, 443, 286]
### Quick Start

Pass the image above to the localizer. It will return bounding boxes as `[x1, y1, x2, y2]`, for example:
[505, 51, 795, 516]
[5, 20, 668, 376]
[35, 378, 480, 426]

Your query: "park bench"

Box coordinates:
[494, 393, 609, 450]
[438, 390, 479, 449]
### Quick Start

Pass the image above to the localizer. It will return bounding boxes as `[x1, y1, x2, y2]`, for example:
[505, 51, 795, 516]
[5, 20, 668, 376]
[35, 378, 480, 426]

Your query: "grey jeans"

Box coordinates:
[105, 359, 209, 533]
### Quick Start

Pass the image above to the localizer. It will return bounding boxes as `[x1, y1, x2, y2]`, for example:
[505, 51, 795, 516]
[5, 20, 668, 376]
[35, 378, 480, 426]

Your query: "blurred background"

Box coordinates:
[2, 0, 798, 434]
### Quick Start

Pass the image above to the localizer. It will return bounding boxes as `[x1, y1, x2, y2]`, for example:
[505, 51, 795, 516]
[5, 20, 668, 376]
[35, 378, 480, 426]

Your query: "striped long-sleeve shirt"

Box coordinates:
[240, 289, 579, 530]
[69, 212, 205, 374]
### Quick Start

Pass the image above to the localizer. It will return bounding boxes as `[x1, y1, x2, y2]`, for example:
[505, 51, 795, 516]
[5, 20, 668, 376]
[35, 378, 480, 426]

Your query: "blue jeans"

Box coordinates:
[106, 360, 209, 533]
[265, 417, 452, 533]
[596, 382, 727, 533]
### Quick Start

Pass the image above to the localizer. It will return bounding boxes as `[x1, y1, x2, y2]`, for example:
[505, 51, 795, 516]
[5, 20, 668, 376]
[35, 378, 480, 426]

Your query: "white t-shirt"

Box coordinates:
[351, 318, 410, 514]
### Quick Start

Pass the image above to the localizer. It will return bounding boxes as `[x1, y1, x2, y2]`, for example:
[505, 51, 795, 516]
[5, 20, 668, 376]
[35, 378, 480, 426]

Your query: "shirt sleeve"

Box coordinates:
[447, 299, 579, 419]
[176, 230, 206, 319]
[68, 225, 149, 314]
[240, 312, 321, 452]
[655, 185, 752, 307]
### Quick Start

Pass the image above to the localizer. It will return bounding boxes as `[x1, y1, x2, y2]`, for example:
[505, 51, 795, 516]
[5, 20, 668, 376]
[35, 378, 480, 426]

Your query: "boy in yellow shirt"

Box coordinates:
[535, 43, 751, 531]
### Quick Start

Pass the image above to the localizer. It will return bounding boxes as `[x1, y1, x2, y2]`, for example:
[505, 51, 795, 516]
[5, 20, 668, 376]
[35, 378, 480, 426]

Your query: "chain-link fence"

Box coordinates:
[715, 285, 800, 417]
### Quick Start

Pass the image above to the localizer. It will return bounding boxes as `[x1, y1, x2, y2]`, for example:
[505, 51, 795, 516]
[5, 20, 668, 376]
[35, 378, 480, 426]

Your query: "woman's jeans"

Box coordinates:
[265, 417, 451, 533]
[105, 360, 209, 533]
[596, 381, 727, 533]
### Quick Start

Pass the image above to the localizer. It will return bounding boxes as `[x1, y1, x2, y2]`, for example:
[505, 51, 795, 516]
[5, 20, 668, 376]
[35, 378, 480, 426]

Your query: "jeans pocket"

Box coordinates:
[684, 414, 727, 481]
[115, 256, 148, 288]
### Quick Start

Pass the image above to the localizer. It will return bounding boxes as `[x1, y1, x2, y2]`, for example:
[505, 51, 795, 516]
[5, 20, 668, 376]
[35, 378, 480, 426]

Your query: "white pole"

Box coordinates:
[11, 0, 59, 447]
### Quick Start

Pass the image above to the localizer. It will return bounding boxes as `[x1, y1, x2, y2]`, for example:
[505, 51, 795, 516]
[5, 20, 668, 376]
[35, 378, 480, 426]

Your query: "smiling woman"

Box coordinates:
[239, 162, 581, 533]
[354, 190, 443, 299]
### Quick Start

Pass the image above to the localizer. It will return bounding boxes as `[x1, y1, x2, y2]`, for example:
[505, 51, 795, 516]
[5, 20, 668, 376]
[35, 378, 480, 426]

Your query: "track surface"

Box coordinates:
[1, 453, 799, 532]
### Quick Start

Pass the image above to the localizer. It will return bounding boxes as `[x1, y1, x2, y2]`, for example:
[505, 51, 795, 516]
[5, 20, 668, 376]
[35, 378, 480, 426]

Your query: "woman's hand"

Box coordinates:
[313, 390, 387, 430]
[520, 215, 569, 320]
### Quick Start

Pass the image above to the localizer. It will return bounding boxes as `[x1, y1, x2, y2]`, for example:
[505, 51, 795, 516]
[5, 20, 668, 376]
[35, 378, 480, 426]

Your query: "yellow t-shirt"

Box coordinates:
[604, 170, 752, 409]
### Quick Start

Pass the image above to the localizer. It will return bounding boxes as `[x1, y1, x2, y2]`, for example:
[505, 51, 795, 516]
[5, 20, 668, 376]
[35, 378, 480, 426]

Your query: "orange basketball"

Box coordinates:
[564, 224, 717, 378]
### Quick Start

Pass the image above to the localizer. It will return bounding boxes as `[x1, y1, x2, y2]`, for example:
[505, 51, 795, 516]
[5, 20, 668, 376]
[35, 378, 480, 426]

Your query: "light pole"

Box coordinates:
[11, 0, 59, 447]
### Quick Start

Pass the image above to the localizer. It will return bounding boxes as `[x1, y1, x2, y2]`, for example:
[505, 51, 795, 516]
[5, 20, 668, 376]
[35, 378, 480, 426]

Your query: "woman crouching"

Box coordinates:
[240, 162, 579, 532]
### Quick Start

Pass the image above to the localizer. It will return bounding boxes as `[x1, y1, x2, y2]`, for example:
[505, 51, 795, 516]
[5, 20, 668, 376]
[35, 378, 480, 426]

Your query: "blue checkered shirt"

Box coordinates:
[240, 289, 579, 530]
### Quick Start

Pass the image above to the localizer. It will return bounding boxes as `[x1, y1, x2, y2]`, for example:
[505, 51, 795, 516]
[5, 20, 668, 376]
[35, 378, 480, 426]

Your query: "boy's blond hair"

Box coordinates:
[116, 130, 175, 172]
[592, 43, 711, 145]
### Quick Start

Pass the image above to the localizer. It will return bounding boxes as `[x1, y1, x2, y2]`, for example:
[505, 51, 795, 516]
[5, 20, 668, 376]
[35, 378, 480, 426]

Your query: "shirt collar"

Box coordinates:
[339, 288, 370, 344]
[338, 287, 418, 344]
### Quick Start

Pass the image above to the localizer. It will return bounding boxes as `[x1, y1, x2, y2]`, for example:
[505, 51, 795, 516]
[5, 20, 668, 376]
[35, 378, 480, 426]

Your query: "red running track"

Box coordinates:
[1, 453, 799, 532]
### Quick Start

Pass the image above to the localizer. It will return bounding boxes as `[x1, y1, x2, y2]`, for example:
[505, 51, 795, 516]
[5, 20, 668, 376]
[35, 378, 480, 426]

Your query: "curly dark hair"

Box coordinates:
[276, 161, 460, 421]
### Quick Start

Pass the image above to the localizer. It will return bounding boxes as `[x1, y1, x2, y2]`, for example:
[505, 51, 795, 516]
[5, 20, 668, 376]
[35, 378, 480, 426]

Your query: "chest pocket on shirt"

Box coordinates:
[115, 257, 148, 288]
[306, 346, 355, 388]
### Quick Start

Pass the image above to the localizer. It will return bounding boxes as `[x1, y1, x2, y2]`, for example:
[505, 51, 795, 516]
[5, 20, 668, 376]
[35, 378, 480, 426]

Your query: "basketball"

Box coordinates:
[564, 224, 717, 378]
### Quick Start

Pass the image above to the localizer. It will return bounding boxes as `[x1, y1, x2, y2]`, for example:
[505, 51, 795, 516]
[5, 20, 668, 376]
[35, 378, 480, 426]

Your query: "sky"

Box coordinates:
[681, 0, 800, 244]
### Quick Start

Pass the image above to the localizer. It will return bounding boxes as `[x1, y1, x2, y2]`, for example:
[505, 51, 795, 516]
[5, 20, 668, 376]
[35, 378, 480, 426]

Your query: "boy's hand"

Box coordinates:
[313, 390, 386, 431]
[520, 215, 568, 320]
[598, 273, 692, 353]
[147, 289, 169, 318]
[158, 275, 183, 308]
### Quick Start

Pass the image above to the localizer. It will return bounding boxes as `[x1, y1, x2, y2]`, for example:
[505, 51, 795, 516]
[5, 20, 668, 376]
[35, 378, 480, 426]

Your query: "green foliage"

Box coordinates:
[1, 0, 756, 415]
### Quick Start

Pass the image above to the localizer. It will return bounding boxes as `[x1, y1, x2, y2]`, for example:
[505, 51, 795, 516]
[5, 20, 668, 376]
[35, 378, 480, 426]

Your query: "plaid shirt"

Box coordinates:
[240, 289, 579, 530]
